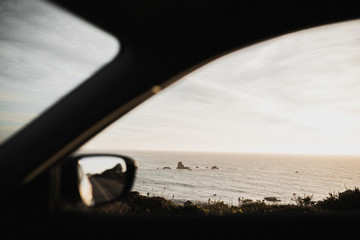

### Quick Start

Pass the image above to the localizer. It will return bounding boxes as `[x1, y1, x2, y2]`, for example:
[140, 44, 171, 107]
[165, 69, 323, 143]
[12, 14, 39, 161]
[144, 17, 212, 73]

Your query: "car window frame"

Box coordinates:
[0, 0, 359, 196]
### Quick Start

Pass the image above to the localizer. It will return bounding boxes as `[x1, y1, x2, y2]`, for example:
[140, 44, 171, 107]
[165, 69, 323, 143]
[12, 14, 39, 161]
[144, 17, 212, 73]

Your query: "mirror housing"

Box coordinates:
[77, 155, 136, 207]
[51, 154, 136, 210]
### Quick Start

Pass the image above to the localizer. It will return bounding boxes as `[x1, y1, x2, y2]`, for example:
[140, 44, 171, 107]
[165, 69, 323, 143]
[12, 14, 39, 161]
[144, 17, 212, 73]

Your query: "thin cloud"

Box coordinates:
[83, 20, 360, 155]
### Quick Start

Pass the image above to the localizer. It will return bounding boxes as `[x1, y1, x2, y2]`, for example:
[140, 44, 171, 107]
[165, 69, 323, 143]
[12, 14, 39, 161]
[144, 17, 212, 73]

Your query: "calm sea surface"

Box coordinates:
[121, 151, 360, 205]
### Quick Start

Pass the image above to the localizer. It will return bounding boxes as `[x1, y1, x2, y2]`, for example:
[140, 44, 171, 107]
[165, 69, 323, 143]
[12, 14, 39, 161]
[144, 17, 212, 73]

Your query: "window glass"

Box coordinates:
[81, 20, 360, 204]
[0, 0, 119, 143]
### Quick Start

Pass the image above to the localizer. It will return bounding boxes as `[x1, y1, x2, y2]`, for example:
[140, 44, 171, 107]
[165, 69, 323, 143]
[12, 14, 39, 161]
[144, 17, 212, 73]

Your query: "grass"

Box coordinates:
[89, 187, 360, 216]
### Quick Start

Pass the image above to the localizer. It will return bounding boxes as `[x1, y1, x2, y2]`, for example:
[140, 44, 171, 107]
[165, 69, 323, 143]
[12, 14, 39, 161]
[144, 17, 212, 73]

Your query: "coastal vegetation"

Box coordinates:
[90, 187, 360, 216]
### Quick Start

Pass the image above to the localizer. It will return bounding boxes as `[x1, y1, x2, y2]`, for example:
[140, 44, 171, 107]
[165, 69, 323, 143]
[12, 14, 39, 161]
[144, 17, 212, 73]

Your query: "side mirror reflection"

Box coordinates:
[76, 155, 136, 207]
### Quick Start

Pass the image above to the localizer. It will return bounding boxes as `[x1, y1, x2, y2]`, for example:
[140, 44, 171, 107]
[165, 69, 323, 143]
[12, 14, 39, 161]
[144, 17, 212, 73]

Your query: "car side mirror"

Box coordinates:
[51, 154, 136, 210]
[77, 155, 136, 207]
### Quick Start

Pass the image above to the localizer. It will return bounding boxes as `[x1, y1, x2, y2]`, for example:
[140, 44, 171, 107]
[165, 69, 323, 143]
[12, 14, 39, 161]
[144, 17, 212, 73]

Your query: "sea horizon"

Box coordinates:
[95, 150, 359, 205]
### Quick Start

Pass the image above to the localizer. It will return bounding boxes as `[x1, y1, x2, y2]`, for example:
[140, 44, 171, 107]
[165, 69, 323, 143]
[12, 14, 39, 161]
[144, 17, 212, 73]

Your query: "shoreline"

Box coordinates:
[90, 187, 360, 216]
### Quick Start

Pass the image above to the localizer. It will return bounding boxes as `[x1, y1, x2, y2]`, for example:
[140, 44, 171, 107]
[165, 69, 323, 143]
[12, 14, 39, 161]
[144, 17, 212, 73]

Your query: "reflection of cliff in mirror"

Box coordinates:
[77, 156, 127, 207]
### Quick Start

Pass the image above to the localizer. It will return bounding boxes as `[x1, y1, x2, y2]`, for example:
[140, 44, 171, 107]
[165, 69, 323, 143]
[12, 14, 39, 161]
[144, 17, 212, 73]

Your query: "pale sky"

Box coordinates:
[0, 1, 359, 155]
[83, 19, 360, 155]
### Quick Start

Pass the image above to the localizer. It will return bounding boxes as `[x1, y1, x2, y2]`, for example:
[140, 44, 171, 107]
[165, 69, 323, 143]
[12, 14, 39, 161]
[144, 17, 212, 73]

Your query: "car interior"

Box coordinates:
[1, 0, 360, 239]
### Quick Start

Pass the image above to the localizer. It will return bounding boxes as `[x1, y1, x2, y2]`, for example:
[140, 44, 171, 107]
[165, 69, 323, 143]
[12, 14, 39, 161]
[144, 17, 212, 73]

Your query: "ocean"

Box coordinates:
[121, 150, 360, 205]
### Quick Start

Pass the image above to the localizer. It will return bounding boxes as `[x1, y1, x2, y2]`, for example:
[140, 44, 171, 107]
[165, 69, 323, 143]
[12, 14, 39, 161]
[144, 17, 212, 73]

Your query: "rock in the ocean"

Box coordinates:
[243, 199, 253, 204]
[184, 200, 193, 206]
[163, 166, 171, 169]
[211, 166, 219, 170]
[176, 161, 191, 170]
[264, 197, 281, 202]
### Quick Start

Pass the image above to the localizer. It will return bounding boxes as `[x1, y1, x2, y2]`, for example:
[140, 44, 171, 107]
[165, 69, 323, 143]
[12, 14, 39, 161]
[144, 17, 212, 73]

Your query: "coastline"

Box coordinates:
[89, 187, 360, 216]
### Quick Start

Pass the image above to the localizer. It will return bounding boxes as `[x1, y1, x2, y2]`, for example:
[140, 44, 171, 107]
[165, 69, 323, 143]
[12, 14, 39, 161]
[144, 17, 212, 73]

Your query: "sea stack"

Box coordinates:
[177, 161, 190, 170]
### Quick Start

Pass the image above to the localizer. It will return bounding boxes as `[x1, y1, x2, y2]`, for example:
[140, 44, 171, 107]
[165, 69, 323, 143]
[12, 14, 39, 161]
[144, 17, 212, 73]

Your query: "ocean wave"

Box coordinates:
[131, 151, 360, 204]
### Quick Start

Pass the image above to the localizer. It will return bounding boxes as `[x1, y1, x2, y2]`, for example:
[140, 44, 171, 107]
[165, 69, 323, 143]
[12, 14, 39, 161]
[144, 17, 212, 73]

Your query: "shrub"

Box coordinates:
[88, 188, 360, 216]
[316, 187, 360, 211]
[292, 193, 315, 207]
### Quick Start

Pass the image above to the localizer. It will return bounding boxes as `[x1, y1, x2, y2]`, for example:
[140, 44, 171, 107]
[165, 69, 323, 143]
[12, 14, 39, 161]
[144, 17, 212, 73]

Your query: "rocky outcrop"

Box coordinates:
[184, 200, 194, 206]
[176, 161, 190, 170]
[211, 166, 219, 170]
[264, 197, 281, 202]
[163, 166, 171, 169]
[92, 164, 124, 179]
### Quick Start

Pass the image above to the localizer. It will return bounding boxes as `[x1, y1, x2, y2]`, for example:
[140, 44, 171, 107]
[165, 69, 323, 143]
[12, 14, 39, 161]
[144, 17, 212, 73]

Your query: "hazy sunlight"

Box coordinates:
[82, 19, 360, 155]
